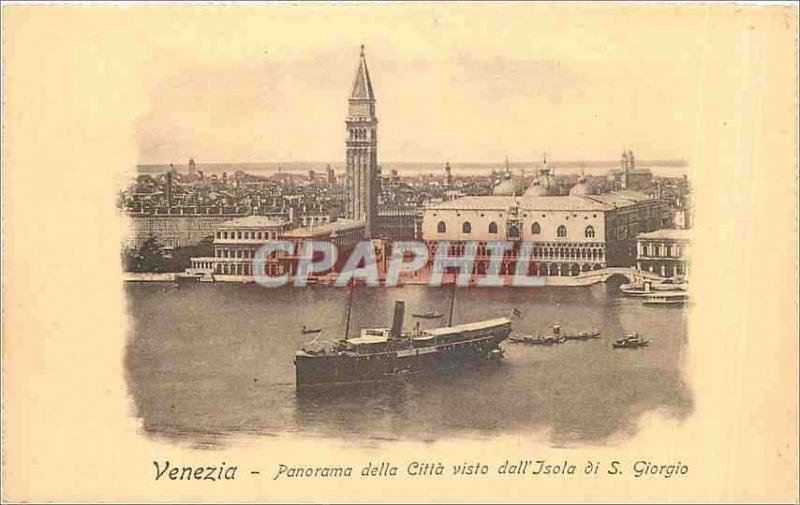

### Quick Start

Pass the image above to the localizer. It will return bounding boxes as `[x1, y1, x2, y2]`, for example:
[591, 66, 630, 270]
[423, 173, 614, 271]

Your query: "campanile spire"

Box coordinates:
[345, 45, 378, 237]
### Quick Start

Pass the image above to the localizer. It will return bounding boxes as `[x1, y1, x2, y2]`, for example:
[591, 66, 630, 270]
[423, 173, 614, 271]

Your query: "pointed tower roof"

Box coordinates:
[350, 45, 375, 100]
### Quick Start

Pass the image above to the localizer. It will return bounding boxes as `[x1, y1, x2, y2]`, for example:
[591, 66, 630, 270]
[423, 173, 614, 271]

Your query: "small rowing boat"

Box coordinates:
[612, 334, 650, 349]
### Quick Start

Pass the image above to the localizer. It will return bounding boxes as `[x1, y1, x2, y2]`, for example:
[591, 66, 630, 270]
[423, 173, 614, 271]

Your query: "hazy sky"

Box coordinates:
[132, 5, 730, 164]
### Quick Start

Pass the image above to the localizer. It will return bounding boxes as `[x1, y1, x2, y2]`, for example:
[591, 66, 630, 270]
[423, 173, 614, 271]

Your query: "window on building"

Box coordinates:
[585, 225, 595, 239]
[223, 232, 228, 239]
[531, 222, 541, 234]
[488, 222, 498, 234]
[557, 225, 567, 238]
[462, 222, 472, 234]
[437, 221, 446, 233]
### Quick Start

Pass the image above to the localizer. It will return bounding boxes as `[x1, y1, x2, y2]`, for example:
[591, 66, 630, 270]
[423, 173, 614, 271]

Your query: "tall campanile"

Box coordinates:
[345, 45, 378, 238]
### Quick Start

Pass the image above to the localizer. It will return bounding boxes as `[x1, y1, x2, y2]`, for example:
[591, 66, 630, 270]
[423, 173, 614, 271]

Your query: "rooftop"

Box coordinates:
[426, 195, 613, 212]
[638, 229, 691, 240]
[283, 219, 365, 238]
[584, 190, 652, 208]
[219, 215, 287, 228]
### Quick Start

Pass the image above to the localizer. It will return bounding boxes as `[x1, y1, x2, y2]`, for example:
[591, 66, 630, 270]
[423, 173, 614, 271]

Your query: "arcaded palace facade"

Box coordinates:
[420, 186, 670, 277]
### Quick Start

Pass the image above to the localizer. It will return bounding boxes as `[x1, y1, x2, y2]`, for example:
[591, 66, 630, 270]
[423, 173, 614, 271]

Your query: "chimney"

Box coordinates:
[389, 301, 405, 338]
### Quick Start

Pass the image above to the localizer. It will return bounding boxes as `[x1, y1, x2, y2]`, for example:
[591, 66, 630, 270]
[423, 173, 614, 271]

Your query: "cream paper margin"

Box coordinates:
[1, 4, 798, 503]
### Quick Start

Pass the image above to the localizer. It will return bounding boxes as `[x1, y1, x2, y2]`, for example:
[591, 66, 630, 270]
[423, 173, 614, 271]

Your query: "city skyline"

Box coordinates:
[135, 5, 713, 165]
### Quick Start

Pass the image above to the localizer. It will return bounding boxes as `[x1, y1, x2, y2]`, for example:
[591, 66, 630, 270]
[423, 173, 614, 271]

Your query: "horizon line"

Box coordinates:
[136, 158, 690, 168]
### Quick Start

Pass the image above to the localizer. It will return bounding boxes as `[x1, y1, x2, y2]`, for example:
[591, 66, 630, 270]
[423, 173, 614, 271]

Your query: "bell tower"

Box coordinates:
[345, 45, 378, 237]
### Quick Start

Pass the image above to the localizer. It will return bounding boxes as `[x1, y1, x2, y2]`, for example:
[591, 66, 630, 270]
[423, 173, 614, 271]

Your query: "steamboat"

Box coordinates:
[294, 287, 513, 389]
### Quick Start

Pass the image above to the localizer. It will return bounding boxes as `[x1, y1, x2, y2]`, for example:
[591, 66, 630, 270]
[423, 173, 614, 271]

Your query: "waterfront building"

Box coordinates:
[298, 213, 334, 227]
[345, 45, 379, 237]
[189, 215, 290, 276]
[374, 208, 419, 241]
[420, 189, 670, 276]
[636, 228, 690, 277]
[283, 220, 365, 250]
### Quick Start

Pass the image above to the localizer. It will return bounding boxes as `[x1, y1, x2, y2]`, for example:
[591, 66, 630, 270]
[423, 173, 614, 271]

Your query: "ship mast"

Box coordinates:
[344, 283, 354, 339]
[447, 282, 456, 327]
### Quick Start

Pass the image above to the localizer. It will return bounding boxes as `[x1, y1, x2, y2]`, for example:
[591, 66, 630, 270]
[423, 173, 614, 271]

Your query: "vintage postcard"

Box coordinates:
[2, 3, 798, 503]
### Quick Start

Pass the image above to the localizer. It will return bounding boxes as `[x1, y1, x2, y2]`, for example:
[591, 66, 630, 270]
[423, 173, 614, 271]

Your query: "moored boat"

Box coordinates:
[563, 329, 602, 340]
[612, 333, 650, 349]
[412, 311, 444, 319]
[642, 291, 689, 306]
[621, 278, 687, 296]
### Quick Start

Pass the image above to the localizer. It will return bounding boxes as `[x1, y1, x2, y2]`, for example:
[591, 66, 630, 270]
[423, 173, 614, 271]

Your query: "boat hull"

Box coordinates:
[295, 324, 511, 389]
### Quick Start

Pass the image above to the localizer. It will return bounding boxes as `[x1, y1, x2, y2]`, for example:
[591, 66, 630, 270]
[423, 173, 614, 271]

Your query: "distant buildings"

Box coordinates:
[125, 208, 249, 249]
[607, 150, 653, 191]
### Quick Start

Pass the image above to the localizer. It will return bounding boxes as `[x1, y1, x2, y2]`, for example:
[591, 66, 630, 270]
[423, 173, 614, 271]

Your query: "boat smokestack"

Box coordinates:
[390, 301, 405, 338]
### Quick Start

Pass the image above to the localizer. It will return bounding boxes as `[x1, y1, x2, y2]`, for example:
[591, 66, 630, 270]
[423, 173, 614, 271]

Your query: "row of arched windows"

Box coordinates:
[439, 221, 501, 234]
[437, 221, 595, 239]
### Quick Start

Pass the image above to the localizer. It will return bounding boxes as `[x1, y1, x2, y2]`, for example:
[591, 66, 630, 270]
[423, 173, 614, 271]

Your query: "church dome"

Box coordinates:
[493, 176, 526, 196]
[569, 177, 593, 196]
[524, 183, 550, 197]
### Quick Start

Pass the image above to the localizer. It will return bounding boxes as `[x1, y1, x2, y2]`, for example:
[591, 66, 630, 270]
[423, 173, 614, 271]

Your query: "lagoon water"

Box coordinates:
[124, 281, 691, 444]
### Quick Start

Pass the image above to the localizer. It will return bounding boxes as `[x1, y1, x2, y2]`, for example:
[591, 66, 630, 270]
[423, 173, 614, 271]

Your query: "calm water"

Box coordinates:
[124, 282, 692, 444]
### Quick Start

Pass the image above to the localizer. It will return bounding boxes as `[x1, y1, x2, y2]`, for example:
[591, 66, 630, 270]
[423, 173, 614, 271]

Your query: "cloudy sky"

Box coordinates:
[127, 4, 756, 164]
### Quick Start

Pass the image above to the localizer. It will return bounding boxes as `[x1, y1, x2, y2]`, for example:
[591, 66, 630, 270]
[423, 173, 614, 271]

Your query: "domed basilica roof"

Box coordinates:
[524, 182, 553, 197]
[493, 176, 527, 196]
[568, 176, 594, 196]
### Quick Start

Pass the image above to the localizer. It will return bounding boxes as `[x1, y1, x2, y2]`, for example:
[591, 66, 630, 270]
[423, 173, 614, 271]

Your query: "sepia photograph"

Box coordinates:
[121, 42, 693, 444]
[2, 2, 798, 502]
